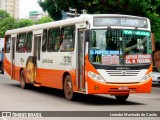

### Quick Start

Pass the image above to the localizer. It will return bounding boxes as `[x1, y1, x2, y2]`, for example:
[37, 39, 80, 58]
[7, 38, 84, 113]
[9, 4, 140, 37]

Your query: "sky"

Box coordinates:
[19, 0, 43, 19]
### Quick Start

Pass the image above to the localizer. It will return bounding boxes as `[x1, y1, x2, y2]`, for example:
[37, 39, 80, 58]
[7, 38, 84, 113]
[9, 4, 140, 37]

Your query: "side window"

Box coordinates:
[48, 28, 60, 52]
[5, 35, 11, 53]
[18, 33, 26, 53]
[42, 29, 47, 52]
[60, 26, 75, 52]
[26, 32, 33, 52]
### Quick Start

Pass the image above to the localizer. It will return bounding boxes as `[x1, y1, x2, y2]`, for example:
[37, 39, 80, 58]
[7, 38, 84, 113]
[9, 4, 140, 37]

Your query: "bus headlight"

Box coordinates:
[140, 72, 151, 83]
[88, 71, 106, 83]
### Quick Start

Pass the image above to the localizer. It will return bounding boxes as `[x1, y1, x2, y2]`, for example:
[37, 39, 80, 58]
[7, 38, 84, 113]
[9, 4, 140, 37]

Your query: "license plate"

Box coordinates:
[118, 86, 128, 90]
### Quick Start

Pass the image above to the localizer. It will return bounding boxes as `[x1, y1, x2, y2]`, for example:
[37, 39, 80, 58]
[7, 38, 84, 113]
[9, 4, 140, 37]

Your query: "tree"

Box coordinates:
[36, 16, 53, 24]
[0, 10, 9, 20]
[13, 19, 33, 29]
[38, 0, 160, 17]
[38, 0, 160, 42]
[0, 10, 15, 37]
[38, 0, 62, 20]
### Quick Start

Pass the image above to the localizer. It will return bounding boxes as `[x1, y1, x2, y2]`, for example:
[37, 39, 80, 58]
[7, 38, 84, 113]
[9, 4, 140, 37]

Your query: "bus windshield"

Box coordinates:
[89, 29, 152, 65]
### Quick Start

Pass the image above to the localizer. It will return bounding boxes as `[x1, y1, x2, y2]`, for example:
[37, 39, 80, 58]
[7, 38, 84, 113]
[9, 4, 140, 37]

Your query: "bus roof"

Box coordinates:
[5, 14, 149, 35]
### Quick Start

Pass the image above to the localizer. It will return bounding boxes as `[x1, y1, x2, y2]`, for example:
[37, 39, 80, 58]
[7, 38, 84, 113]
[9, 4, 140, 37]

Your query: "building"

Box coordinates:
[29, 11, 48, 22]
[0, 0, 19, 19]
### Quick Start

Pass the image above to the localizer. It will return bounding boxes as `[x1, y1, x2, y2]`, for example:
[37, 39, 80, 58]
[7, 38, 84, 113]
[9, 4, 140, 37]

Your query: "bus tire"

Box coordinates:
[20, 70, 28, 89]
[115, 94, 129, 102]
[63, 75, 75, 101]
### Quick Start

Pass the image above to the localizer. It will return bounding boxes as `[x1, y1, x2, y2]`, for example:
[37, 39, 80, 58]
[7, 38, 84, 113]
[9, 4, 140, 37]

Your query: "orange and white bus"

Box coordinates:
[4, 14, 152, 102]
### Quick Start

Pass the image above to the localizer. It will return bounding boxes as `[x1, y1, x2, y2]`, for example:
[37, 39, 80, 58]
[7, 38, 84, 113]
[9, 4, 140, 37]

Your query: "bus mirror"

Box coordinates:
[84, 29, 91, 42]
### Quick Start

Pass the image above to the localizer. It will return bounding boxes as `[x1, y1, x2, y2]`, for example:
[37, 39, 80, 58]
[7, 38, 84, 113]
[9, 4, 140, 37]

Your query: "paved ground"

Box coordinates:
[0, 74, 160, 120]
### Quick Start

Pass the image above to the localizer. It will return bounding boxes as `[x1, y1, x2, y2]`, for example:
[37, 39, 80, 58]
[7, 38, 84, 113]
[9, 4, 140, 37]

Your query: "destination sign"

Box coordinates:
[90, 50, 122, 55]
[94, 17, 148, 28]
[123, 30, 150, 36]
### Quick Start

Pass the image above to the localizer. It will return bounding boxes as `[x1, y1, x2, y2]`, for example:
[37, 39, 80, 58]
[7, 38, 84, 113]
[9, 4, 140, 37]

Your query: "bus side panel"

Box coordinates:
[14, 66, 21, 81]
[4, 54, 22, 81]
[35, 68, 76, 90]
[36, 50, 77, 90]
[4, 54, 11, 77]
[36, 68, 63, 89]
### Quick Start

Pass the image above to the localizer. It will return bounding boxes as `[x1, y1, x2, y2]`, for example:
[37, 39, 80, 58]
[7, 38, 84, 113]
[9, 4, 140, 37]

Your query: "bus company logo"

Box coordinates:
[121, 71, 126, 75]
[116, 67, 130, 70]
[42, 58, 53, 63]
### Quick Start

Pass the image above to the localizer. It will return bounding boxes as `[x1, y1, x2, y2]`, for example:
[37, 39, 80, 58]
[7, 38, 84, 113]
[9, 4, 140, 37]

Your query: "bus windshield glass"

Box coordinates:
[89, 29, 152, 65]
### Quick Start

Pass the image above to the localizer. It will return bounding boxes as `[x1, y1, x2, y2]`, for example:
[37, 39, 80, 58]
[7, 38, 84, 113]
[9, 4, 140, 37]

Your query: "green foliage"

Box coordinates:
[36, 16, 53, 24]
[0, 10, 53, 38]
[13, 19, 33, 29]
[0, 10, 34, 37]
[38, 0, 62, 20]
[38, 0, 160, 42]
[0, 10, 9, 20]
[0, 10, 15, 37]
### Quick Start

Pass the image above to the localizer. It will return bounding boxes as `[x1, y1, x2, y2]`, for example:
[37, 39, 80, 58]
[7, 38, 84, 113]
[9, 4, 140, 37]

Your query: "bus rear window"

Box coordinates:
[5, 35, 11, 53]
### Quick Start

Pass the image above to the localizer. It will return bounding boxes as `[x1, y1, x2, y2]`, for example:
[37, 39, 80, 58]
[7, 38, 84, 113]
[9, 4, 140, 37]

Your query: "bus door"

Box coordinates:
[33, 34, 42, 82]
[11, 37, 16, 79]
[77, 29, 85, 91]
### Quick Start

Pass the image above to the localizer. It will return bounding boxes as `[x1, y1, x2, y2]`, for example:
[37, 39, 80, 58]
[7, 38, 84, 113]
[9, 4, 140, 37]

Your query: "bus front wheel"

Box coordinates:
[20, 70, 28, 89]
[115, 94, 129, 102]
[63, 75, 74, 101]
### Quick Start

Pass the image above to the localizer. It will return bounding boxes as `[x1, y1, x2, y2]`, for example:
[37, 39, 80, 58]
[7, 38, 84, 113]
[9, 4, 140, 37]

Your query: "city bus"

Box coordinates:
[4, 14, 152, 102]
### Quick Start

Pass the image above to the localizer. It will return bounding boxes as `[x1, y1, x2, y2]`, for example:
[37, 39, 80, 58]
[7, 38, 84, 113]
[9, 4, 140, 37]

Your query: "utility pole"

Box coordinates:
[66, 8, 79, 18]
[66, 8, 87, 18]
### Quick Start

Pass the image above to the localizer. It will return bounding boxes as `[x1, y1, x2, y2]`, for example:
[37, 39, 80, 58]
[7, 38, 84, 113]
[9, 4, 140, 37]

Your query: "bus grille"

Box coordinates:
[106, 70, 140, 76]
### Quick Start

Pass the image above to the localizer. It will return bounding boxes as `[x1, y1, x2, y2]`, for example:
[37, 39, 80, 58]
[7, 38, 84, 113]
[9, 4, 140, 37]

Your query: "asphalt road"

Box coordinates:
[0, 74, 160, 120]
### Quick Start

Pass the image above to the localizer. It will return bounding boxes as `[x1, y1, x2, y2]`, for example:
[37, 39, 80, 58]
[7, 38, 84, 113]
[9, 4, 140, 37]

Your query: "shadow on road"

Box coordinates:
[9, 83, 144, 106]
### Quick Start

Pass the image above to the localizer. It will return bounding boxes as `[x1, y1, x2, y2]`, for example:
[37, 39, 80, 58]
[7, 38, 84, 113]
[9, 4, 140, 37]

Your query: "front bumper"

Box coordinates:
[87, 77, 152, 95]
